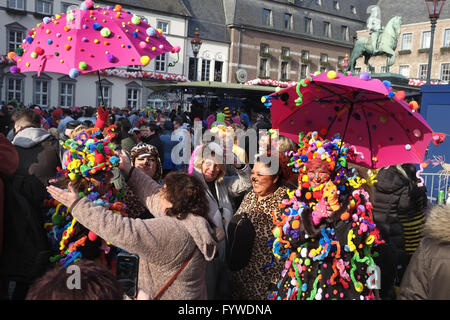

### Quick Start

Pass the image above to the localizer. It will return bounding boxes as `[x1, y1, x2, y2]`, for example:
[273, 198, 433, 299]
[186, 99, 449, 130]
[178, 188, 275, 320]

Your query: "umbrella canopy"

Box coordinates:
[8, 1, 180, 78]
[268, 71, 434, 169]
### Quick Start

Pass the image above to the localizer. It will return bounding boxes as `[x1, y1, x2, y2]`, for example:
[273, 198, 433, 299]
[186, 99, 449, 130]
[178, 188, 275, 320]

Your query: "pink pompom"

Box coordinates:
[171, 45, 181, 53]
[84, 0, 93, 9]
[88, 231, 98, 241]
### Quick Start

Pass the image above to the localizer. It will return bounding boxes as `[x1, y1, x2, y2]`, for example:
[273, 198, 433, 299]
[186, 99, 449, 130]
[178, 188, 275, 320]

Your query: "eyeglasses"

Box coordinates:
[307, 170, 330, 180]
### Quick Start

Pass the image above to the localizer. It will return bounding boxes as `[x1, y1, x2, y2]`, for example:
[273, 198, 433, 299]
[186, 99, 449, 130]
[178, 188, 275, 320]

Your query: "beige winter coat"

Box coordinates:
[70, 168, 223, 300]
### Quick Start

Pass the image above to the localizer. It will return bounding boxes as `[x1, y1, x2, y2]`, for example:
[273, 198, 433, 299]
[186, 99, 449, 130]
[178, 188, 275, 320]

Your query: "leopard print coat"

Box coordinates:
[230, 186, 287, 300]
[124, 186, 154, 219]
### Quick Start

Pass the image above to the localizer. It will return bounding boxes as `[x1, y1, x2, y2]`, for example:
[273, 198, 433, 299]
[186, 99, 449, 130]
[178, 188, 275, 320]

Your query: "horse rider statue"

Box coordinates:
[367, 6, 382, 55]
[345, 7, 402, 74]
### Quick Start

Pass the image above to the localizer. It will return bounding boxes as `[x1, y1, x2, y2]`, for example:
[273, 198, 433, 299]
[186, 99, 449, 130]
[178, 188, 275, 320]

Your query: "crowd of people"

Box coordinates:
[0, 97, 448, 301]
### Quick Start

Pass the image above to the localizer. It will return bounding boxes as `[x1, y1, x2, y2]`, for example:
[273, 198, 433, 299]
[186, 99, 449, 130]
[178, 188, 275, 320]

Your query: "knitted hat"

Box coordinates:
[52, 108, 63, 119]
[223, 107, 232, 122]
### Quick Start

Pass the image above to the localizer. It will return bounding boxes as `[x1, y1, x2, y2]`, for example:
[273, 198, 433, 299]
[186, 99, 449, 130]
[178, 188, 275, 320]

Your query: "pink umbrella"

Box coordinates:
[8, 1, 180, 80]
[268, 71, 435, 169]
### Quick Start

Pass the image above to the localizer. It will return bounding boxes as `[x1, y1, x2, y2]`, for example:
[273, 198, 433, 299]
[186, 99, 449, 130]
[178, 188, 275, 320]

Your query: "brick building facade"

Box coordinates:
[225, 0, 378, 83]
[354, 0, 450, 83]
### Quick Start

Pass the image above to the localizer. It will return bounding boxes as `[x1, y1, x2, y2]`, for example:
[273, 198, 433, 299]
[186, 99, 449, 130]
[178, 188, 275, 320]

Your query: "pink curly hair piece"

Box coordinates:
[206, 114, 216, 129]
[188, 144, 203, 175]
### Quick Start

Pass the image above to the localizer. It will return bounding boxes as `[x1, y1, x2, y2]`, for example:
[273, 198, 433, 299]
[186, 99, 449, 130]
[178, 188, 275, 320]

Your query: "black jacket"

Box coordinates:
[372, 165, 428, 299]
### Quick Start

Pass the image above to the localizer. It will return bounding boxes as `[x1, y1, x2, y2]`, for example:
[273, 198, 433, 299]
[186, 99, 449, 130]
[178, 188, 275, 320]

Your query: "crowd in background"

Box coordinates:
[1, 97, 449, 301]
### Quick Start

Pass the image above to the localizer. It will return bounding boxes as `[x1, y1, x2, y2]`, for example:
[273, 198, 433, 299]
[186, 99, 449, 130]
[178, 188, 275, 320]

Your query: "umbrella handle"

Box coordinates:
[97, 70, 105, 106]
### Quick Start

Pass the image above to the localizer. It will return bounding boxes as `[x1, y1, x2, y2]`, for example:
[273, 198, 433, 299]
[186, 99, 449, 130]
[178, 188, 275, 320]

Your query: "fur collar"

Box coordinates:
[423, 205, 450, 243]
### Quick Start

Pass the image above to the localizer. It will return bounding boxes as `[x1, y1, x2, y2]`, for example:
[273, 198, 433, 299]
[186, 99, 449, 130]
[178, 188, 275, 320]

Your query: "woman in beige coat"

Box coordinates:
[47, 151, 223, 300]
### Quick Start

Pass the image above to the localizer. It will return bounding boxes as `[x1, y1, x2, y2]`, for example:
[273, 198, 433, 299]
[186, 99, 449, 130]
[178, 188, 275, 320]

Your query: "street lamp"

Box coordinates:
[190, 28, 202, 81]
[425, 0, 446, 84]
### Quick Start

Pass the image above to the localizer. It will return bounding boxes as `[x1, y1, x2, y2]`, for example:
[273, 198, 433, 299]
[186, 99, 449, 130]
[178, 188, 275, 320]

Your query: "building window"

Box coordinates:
[341, 25, 349, 41]
[260, 43, 270, 55]
[399, 65, 410, 77]
[59, 82, 75, 107]
[281, 47, 290, 58]
[61, 2, 76, 13]
[401, 33, 413, 50]
[444, 29, 450, 47]
[34, 79, 50, 107]
[441, 63, 450, 81]
[315, 0, 322, 6]
[300, 64, 308, 79]
[36, 0, 53, 15]
[97, 85, 112, 107]
[188, 57, 197, 81]
[337, 56, 345, 71]
[350, 5, 357, 14]
[354, 67, 361, 74]
[320, 66, 327, 73]
[380, 66, 387, 73]
[157, 20, 169, 34]
[263, 9, 272, 26]
[8, 0, 25, 10]
[127, 87, 141, 109]
[6, 77, 23, 102]
[333, 1, 340, 10]
[284, 13, 293, 30]
[201, 59, 211, 81]
[305, 17, 312, 34]
[301, 50, 310, 60]
[259, 58, 268, 78]
[320, 53, 328, 64]
[418, 64, 428, 80]
[155, 53, 167, 72]
[7, 29, 24, 52]
[422, 31, 431, 49]
[214, 61, 223, 82]
[281, 61, 289, 80]
[127, 65, 141, 71]
[324, 22, 331, 38]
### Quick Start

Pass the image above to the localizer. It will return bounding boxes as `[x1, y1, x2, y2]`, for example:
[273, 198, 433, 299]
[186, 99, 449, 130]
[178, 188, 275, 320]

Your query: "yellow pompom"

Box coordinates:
[327, 70, 337, 79]
[140, 55, 150, 66]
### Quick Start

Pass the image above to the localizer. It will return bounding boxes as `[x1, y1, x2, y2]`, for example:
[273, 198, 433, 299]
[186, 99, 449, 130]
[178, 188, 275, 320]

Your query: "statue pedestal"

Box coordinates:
[370, 72, 420, 93]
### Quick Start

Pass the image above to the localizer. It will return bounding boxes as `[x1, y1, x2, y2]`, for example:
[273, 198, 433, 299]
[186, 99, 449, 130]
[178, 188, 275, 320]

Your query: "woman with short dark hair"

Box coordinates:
[47, 150, 223, 300]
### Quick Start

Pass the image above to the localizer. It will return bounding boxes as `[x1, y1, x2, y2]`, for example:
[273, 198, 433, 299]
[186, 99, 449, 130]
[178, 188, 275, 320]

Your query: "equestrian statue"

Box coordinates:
[346, 6, 403, 74]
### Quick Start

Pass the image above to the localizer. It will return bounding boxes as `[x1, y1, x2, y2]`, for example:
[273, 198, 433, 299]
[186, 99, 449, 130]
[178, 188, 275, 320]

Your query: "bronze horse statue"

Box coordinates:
[346, 16, 402, 73]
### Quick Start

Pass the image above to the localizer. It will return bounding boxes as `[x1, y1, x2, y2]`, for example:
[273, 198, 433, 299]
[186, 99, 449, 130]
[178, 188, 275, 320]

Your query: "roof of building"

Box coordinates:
[181, 0, 229, 43]
[100, 0, 191, 18]
[378, 0, 450, 25]
[222, 0, 378, 47]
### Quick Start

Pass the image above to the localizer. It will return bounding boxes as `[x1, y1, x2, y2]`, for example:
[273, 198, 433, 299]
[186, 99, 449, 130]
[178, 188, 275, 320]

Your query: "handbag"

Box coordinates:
[226, 212, 256, 271]
[153, 248, 196, 300]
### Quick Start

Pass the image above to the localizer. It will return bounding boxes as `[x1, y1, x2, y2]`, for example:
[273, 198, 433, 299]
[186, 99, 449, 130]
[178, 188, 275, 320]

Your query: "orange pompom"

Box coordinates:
[395, 90, 405, 100]
[340, 211, 350, 221]
[7, 52, 16, 60]
[291, 220, 300, 229]
[305, 192, 312, 200]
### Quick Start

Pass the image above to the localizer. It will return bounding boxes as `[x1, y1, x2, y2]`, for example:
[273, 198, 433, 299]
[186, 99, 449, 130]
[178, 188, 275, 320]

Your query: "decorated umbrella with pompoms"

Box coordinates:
[7, 0, 181, 104]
